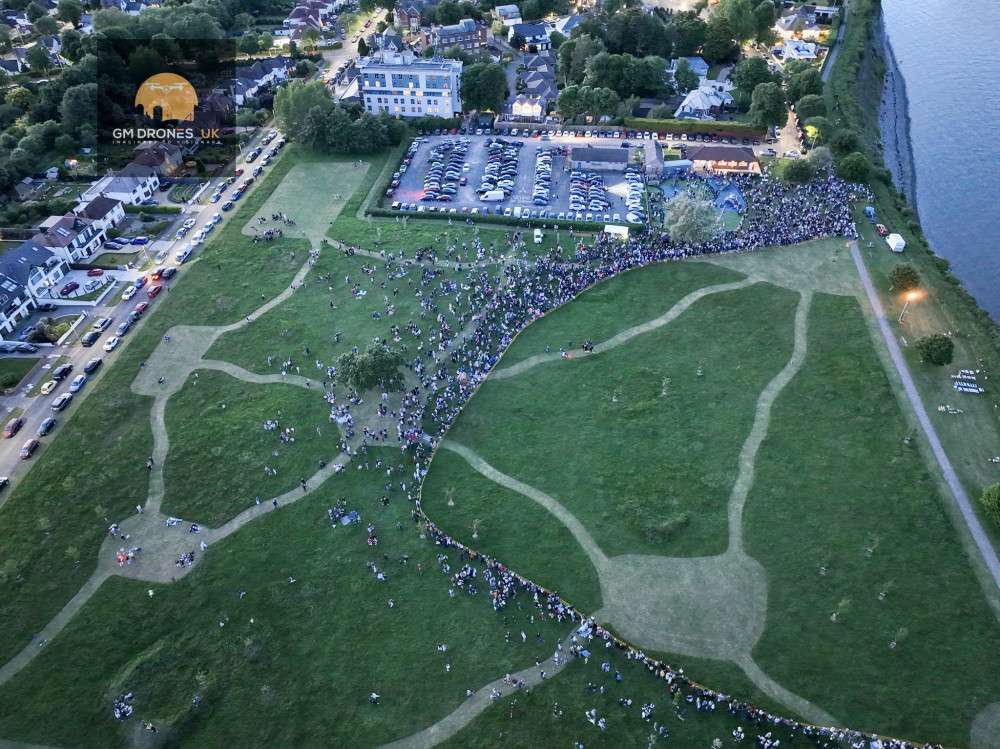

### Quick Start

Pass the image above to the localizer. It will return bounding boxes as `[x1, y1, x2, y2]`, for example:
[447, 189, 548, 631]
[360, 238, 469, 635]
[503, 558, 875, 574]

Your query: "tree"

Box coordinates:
[237, 32, 260, 54]
[805, 144, 832, 173]
[336, 342, 406, 392]
[701, 16, 739, 63]
[33, 14, 60, 35]
[59, 28, 85, 62]
[786, 67, 823, 103]
[748, 81, 785, 128]
[56, 0, 82, 25]
[509, 31, 525, 50]
[232, 12, 254, 32]
[732, 56, 774, 97]
[838, 151, 871, 182]
[663, 193, 716, 244]
[357, 37, 369, 56]
[783, 159, 813, 184]
[25, 2, 46, 23]
[753, 0, 777, 45]
[26, 45, 52, 71]
[830, 127, 861, 155]
[672, 57, 699, 95]
[556, 85, 584, 120]
[461, 62, 507, 113]
[274, 79, 333, 139]
[914, 334, 954, 366]
[794, 93, 825, 120]
[648, 103, 673, 119]
[0, 25, 11, 55]
[980, 484, 1000, 527]
[888, 263, 920, 292]
[670, 16, 706, 56]
[710, 0, 755, 43]
[548, 30, 566, 49]
[59, 83, 96, 137]
[302, 27, 321, 51]
[6, 86, 35, 111]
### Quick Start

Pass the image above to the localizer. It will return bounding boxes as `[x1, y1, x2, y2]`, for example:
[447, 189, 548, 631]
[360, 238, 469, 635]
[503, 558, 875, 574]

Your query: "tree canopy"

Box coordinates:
[556, 85, 620, 121]
[837, 151, 871, 182]
[336, 342, 406, 392]
[783, 159, 813, 184]
[748, 81, 786, 128]
[888, 263, 920, 292]
[672, 57, 699, 95]
[980, 484, 1000, 527]
[663, 194, 717, 245]
[914, 334, 954, 366]
[731, 56, 776, 97]
[461, 62, 507, 113]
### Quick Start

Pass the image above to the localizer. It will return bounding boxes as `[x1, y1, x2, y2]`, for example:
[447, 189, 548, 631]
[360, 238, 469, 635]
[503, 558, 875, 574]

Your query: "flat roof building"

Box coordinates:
[356, 50, 462, 119]
[571, 146, 630, 171]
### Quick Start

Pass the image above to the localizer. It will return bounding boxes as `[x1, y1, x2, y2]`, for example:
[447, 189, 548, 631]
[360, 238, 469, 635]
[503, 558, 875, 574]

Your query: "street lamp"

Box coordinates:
[898, 290, 919, 323]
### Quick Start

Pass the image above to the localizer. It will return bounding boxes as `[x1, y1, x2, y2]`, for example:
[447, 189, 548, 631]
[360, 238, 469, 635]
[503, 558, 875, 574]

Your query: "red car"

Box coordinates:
[234, 168, 244, 176]
[20, 438, 39, 458]
[3, 417, 24, 438]
[58, 282, 80, 296]
[134, 302, 150, 314]
[147, 284, 163, 298]
[87, 269, 104, 277]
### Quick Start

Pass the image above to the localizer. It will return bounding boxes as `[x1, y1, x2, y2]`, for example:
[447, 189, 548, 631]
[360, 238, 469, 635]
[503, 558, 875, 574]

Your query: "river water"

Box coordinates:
[880, 0, 1000, 323]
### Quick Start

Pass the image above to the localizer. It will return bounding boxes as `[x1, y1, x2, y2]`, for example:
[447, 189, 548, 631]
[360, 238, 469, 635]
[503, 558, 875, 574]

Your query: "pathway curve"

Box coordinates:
[728, 291, 812, 553]
[490, 277, 760, 381]
[379, 627, 577, 749]
[850, 242, 1000, 591]
[0, 254, 352, 689]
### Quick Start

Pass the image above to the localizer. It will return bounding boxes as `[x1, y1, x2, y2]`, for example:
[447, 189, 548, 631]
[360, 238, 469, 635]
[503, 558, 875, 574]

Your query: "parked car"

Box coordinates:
[83, 358, 102, 374]
[130, 236, 149, 245]
[115, 320, 132, 336]
[134, 302, 149, 315]
[103, 241, 124, 250]
[20, 439, 39, 458]
[51, 393, 73, 411]
[80, 331, 100, 347]
[87, 268, 104, 277]
[103, 336, 120, 352]
[161, 267, 177, 279]
[69, 374, 87, 393]
[3, 417, 24, 438]
[121, 286, 138, 301]
[40, 380, 57, 395]
[58, 282, 79, 296]
[52, 364, 73, 380]
[17, 343, 38, 353]
[37, 302, 58, 312]
[147, 284, 163, 298]
[37, 417, 56, 436]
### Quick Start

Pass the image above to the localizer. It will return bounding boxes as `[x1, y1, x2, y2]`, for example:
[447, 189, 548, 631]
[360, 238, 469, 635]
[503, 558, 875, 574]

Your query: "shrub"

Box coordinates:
[981, 484, 1000, 526]
[888, 263, 920, 291]
[914, 333, 954, 366]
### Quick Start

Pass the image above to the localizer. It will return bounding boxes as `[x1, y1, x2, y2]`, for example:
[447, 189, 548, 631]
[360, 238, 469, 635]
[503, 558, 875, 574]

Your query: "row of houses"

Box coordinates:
[0, 36, 63, 74]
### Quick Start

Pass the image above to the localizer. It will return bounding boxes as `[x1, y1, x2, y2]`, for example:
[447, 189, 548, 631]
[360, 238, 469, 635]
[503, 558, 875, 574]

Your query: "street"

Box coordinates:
[0, 126, 283, 499]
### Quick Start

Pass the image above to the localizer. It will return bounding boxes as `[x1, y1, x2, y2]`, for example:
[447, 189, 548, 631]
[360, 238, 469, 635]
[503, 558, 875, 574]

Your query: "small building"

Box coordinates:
[132, 141, 184, 176]
[685, 145, 760, 174]
[494, 4, 521, 25]
[44, 167, 59, 180]
[571, 147, 630, 172]
[511, 94, 546, 120]
[430, 19, 487, 53]
[509, 23, 550, 52]
[643, 141, 663, 177]
[14, 178, 40, 202]
[782, 40, 818, 61]
[661, 159, 693, 177]
[674, 83, 734, 121]
[886, 233, 906, 253]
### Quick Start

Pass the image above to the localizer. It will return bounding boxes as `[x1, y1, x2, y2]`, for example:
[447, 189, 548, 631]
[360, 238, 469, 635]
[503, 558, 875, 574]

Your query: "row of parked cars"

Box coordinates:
[624, 168, 647, 224]
[530, 149, 554, 206]
[419, 139, 470, 203]
[569, 171, 610, 215]
[478, 138, 523, 199]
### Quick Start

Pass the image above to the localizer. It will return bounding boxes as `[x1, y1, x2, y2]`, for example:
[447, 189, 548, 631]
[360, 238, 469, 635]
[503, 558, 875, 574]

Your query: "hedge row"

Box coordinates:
[624, 118, 766, 136]
[366, 206, 639, 232]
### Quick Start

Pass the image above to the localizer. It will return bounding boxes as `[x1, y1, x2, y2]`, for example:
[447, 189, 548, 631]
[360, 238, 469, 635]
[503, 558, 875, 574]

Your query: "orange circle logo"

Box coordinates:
[135, 73, 199, 122]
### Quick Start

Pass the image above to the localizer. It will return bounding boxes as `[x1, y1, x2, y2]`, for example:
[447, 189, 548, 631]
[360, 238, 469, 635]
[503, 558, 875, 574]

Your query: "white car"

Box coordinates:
[121, 286, 138, 301]
[183, 218, 197, 229]
[103, 336, 120, 352]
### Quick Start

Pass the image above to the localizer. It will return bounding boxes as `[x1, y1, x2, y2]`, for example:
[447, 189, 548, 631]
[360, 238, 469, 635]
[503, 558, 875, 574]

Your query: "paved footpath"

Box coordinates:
[850, 241, 1000, 592]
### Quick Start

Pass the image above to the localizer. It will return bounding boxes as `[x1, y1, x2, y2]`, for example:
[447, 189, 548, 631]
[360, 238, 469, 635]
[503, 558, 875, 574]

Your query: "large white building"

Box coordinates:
[357, 50, 462, 119]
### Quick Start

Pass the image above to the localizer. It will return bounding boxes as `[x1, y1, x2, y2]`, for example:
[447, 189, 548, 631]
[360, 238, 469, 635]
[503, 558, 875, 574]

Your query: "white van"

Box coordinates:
[480, 190, 505, 202]
[175, 243, 193, 263]
[533, 228, 543, 244]
[513, 206, 522, 218]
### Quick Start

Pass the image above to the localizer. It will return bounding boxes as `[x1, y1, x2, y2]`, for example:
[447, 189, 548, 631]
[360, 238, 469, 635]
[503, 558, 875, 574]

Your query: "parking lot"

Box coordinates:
[388, 132, 655, 225]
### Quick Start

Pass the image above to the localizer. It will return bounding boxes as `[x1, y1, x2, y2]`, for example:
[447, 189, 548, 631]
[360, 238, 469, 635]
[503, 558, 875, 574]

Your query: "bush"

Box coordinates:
[981, 484, 1000, 526]
[624, 117, 765, 136]
[784, 159, 814, 184]
[888, 263, 920, 291]
[0, 374, 18, 389]
[838, 151, 871, 182]
[914, 333, 954, 366]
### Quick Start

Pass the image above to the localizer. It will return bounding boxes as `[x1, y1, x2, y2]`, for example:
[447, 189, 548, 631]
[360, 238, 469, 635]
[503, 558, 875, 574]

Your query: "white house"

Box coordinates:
[0, 241, 68, 336]
[357, 50, 463, 118]
[74, 196, 125, 235]
[32, 214, 104, 264]
[782, 40, 817, 61]
[510, 23, 550, 52]
[81, 164, 160, 206]
[511, 94, 545, 120]
[494, 4, 521, 26]
[674, 83, 734, 120]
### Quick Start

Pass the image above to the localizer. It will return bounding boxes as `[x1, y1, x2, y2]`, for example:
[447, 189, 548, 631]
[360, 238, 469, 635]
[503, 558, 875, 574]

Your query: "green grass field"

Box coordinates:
[1, 135, 999, 749]
[0, 356, 39, 391]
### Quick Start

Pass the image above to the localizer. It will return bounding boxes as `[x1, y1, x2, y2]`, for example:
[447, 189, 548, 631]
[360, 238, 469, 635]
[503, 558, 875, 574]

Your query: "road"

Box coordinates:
[0, 127, 282, 498]
[850, 242, 1000, 593]
[821, 0, 850, 83]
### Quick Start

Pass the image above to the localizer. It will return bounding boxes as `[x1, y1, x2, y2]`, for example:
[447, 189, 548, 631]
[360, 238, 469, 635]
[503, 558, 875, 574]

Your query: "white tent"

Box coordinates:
[886, 233, 906, 252]
[603, 224, 629, 240]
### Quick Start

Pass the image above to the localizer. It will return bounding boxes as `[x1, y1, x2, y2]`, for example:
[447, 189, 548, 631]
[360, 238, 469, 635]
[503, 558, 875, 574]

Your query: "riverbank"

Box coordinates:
[876, 15, 918, 208]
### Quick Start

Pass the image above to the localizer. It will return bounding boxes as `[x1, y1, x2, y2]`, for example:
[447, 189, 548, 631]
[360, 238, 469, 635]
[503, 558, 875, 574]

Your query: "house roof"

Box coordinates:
[120, 162, 158, 180]
[675, 85, 734, 118]
[32, 214, 93, 248]
[0, 241, 58, 293]
[521, 70, 557, 101]
[571, 147, 629, 163]
[684, 145, 758, 164]
[513, 93, 545, 108]
[494, 4, 519, 14]
[511, 23, 548, 38]
[75, 196, 122, 222]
